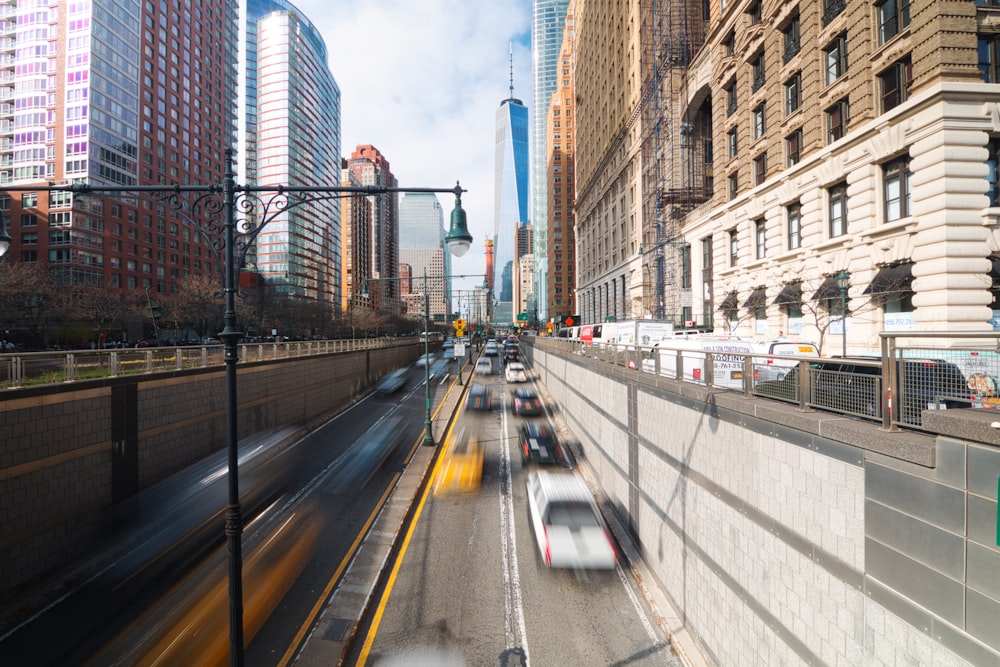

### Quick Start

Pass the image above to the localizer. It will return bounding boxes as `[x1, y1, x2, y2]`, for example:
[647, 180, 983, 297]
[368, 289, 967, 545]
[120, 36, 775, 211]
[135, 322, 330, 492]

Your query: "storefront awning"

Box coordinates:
[718, 290, 738, 311]
[772, 282, 802, 305]
[743, 287, 767, 309]
[862, 262, 913, 295]
[811, 275, 842, 301]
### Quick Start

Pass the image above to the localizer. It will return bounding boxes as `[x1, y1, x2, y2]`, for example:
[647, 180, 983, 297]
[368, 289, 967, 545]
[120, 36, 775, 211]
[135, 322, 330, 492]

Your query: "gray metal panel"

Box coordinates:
[865, 462, 966, 532]
[932, 614, 1000, 667]
[931, 437, 967, 487]
[866, 538, 965, 626]
[966, 588, 1000, 654]
[865, 575, 934, 633]
[865, 501, 965, 578]
[968, 444, 1000, 497]
[968, 494, 1000, 550]
[968, 541, 1000, 601]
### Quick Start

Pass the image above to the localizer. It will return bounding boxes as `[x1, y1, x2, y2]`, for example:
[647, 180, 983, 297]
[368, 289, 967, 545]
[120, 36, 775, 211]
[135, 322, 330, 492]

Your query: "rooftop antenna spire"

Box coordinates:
[509, 42, 515, 99]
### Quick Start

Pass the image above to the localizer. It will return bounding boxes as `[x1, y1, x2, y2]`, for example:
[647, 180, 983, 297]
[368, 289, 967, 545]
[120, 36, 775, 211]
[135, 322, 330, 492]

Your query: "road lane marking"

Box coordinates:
[498, 393, 530, 662]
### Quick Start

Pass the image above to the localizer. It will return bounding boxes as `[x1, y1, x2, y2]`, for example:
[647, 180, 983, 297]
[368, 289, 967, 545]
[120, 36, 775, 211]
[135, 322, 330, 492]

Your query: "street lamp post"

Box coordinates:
[2, 149, 472, 667]
[836, 270, 849, 358]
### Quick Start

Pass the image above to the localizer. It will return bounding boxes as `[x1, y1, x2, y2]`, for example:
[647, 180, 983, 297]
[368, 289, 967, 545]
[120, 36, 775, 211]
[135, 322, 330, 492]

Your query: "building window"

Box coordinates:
[751, 51, 766, 92]
[979, 36, 1000, 83]
[876, 0, 910, 44]
[752, 103, 766, 140]
[754, 153, 767, 186]
[987, 137, 1000, 207]
[21, 213, 37, 227]
[827, 98, 849, 143]
[22, 193, 38, 208]
[729, 229, 739, 266]
[879, 56, 912, 112]
[728, 172, 739, 200]
[748, 0, 761, 24]
[823, 0, 846, 25]
[723, 31, 735, 56]
[829, 181, 848, 237]
[784, 72, 802, 115]
[726, 80, 737, 116]
[782, 13, 801, 63]
[727, 127, 738, 158]
[883, 156, 912, 221]
[755, 218, 767, 259]
[824, 33, 848, 85]
[787, 202, 802, 249]
[786, 128, 803, 166]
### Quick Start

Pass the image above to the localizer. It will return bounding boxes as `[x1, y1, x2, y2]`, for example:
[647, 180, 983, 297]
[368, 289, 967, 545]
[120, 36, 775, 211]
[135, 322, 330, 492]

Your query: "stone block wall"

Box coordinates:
[0, 343, 416, 602]
[526, 339, 999, 667]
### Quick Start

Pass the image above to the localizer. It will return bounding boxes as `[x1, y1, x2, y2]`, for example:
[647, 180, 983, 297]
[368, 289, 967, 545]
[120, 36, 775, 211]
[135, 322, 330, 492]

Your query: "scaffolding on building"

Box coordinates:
[640, 0, 709, 326]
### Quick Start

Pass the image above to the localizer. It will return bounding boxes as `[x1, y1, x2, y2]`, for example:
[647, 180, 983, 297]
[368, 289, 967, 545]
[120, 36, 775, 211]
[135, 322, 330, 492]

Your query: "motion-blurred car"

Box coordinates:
[502, 348, 520, 365]
[475, 357, 492, 375]
[505, 362, 528, 383]
[466, 383, 492, 411]
[414, 353, 435, 367]
[484, 343, 499, 357]
[525, 470, 617, 569]
[429, 359, 449, 381]
[517, 422, 565, 466]
[375, 368, 408, 395]
[512, 388, 543, 416]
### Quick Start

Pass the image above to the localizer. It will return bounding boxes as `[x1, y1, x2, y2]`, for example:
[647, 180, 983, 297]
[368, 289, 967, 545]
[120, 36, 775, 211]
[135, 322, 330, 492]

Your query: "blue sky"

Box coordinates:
[291, 0, 535, 297]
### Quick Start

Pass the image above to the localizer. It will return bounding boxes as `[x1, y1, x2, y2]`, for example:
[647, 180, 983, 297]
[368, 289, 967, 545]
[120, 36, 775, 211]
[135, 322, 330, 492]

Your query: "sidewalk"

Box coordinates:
[294, 370, 468, 666]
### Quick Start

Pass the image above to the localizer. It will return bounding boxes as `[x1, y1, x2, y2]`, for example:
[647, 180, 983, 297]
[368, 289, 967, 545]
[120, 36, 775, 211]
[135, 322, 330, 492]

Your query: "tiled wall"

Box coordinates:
[529, 342, 1000, 667]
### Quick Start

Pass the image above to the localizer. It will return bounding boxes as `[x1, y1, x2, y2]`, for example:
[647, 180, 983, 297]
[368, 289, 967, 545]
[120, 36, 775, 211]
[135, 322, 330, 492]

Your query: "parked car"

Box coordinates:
[517, 422, 566, 466]
[375, 368, 408, 395]
[756, 356, 969, 425]
[466, 383, 492, 411]
[512, 388, 543, 416]
[475, 357, 493, 375]
[525, 470, 617, 570]
[505, 362, 528, 383]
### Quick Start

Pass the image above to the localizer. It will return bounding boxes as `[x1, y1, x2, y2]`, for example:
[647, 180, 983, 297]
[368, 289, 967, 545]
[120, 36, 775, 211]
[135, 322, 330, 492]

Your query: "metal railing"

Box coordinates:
[0, 337, 410, 390]
[539, 331, 1000, 431]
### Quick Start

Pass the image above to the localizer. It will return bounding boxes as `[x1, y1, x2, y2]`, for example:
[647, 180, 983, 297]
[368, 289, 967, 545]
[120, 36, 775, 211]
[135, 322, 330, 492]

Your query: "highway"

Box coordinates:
[341, 354, 681, 667]
[0, 357, 452, 666]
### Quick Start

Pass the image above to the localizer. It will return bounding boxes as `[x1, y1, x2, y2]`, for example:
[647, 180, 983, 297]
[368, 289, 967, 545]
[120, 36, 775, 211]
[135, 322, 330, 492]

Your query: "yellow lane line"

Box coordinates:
[277, 474, 400, 667]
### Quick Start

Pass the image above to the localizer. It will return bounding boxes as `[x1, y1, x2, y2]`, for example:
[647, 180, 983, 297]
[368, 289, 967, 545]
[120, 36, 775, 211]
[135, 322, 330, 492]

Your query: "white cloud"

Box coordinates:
[291, 0, 534, 297]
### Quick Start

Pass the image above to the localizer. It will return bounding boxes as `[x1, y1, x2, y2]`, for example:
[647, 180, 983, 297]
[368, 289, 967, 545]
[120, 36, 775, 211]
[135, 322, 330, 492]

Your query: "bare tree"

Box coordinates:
[0, 261, 60, 348]
[68, 285, 136, 346]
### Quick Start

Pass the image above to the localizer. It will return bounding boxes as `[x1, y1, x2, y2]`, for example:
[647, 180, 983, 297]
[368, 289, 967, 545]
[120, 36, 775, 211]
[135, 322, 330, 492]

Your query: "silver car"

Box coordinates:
[525, 470, 617, 570]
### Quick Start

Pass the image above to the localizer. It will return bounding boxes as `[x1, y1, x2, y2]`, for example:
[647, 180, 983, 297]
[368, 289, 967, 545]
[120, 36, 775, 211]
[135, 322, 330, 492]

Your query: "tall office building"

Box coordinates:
[531, 0, 572, 322]
[493, 79, 529, 328]
[399, 192, 450, 320]
[340, 158, 372, 314]
[0, 1, 237, 295]
[347, 145, 399, 315]
[239, 1, 341, 306]
[546, 0, 576, 321]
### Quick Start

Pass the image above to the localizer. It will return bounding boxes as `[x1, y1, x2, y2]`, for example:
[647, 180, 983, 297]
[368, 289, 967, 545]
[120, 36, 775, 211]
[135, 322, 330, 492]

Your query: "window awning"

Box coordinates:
[862, 262, 913, 295]
[811, 275, 842, 301]
[718, 290, 738, 311]
[772, 281, 802, 305]
[743, 287, 767, 309]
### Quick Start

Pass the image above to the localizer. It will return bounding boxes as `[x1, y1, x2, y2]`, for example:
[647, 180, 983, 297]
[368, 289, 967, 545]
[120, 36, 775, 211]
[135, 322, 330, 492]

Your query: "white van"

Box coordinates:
[525, 470, 618, 570]
[643, 336, 819, 390]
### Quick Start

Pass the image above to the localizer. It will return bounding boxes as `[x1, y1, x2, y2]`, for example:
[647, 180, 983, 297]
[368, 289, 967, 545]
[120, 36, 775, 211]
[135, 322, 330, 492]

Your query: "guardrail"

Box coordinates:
[538, 331, 1000, 431]
[0, 338, 410, 391]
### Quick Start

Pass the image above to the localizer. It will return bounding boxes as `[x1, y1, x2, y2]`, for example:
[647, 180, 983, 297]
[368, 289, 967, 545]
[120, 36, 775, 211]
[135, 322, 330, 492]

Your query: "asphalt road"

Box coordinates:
[344, 364, 682, 667]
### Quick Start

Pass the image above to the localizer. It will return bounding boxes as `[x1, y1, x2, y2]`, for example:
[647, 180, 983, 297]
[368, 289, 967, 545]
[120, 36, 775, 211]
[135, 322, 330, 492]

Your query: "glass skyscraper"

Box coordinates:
[494, 93, 529, 327]
[531, 0, 572, 322]
[240, 1, 341, 305]
[399, 193, 451, 319]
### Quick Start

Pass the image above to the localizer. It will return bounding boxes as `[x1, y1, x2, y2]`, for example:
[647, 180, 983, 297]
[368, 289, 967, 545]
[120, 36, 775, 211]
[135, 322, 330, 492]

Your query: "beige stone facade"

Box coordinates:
[679, 0, 1000, 352]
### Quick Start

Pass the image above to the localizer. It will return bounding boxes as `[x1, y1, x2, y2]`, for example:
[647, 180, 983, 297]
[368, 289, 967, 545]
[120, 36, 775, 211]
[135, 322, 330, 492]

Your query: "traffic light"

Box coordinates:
[564, 314, 580, 327]
[547, 322, 553, 334]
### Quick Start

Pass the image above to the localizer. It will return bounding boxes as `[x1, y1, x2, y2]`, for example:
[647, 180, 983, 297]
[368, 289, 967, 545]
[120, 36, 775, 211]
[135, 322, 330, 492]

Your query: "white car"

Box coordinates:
[525, 470, 617, 569]
[504, 361, 527, 383]
[475, 357, 492, 375]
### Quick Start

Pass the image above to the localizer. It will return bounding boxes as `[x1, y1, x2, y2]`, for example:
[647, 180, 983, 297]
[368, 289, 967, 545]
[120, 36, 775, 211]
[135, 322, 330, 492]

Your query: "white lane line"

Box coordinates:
[498, 392, 530, 664]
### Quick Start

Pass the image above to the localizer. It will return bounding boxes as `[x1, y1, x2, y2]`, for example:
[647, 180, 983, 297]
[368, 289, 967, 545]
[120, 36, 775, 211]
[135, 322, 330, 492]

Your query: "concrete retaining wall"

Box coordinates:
[0, 343, 417, 602]
[526, 339, 1000, 667]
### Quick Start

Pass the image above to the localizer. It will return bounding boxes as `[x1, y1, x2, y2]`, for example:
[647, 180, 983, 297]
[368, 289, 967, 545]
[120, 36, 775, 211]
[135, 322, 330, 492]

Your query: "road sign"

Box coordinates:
[454, 318, 466, 330]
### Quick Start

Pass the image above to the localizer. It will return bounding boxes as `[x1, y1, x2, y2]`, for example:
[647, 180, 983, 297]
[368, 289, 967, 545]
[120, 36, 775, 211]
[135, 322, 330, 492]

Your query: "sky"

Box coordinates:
[291, 0, 535, 303]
